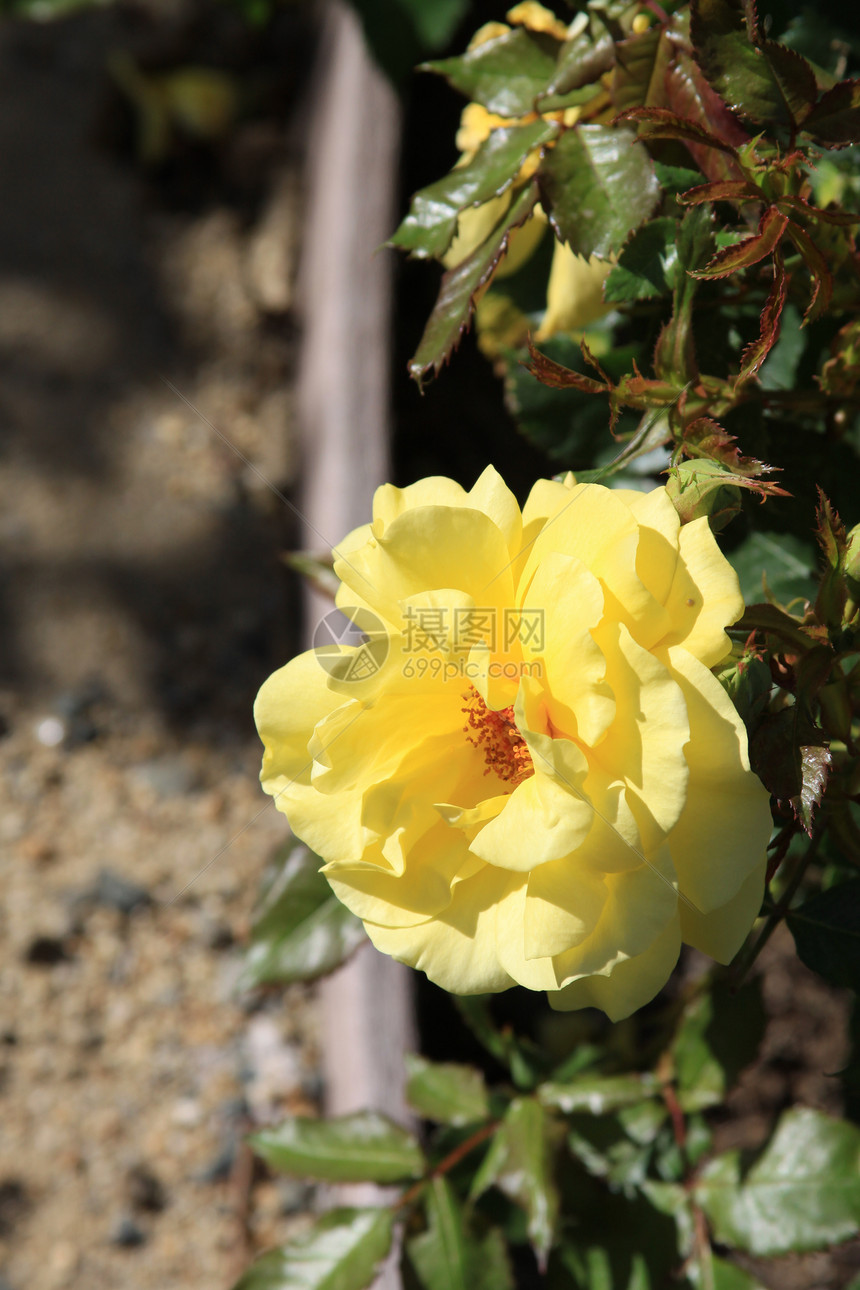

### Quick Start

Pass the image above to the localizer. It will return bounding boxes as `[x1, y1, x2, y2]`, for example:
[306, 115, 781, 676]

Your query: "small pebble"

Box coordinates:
[126, 1164, 167, 1214]
[110, 1215, 147, 1248]
[134, 754, 199, 798]
[278, 1178, 315, 1215]
[203, 920, 234, 951]
[171, 1097, 203, 1128]
[0, 1178, 29, 1236]
[35, 717, 64, 747]
[194, 1140, 235, 1184]
[94, 869, 152, 915]
[24, 936, 70, 966]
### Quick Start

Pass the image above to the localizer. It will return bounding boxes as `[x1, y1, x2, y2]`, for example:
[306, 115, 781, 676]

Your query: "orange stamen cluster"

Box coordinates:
[462, 686, 533, 789]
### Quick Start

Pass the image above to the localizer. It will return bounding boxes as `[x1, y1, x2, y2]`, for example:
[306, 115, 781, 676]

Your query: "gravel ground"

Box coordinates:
[0, 10, 319, 1286]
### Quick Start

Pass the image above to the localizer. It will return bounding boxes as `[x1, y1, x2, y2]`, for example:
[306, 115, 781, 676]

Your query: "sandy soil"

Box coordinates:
[0, 9, 320, 1287]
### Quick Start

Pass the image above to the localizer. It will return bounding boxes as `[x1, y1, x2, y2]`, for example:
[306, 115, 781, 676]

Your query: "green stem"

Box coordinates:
[731, 825, 822, 988]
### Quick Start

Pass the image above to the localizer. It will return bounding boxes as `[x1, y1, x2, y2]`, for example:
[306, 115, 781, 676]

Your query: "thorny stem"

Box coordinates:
[395, 1119, 499, 1212]
[730, 824, 823, 988]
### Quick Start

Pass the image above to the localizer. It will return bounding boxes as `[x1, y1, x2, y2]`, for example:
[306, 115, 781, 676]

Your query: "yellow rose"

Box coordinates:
[255, 469, 772, 1020]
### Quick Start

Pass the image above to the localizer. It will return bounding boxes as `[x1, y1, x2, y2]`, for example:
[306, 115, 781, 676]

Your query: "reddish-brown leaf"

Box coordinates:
[692, 205, 788, 278]
[664, 46, 749, 183]
[776, 194, 860, 228]
[579, 338, 612, 387]
[815, 488, 848, 569]
[784, 221, 834, 323]
[677, 179, 764, 206]
[738, 248, 787, 383]
[525, 339, 610, 394]
[614, 105, 738, 156]
[682, 416, 783, 483]
[813, 491, 848, 630]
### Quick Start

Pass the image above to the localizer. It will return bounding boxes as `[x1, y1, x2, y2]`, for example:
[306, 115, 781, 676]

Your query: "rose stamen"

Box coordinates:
[462, 685, 533, 789]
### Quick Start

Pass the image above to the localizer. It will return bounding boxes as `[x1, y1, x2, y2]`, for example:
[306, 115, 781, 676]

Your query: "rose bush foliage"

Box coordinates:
[255, 468, 772, 1019]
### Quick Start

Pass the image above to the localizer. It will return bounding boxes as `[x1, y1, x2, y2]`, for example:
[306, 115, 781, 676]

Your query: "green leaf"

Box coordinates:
[239, 843, 366, 989]
[710, 1256, 768, 1289]
[231, 1208, 393, 1290]
[422, 27, 561, 118]
[408, 1178, 514, 1290]
[404, 1054, 491, 1126]
[802, 78, 860, 148]
[683, 1234, 770, 1290]
[470, 1097, 560, 1269]
[787, 879, 860, 990]
[408, 184, 538, 386]
[539, 20, 615, 100]
[671, 977, 765, 1112]
[690, 0, 819, 127]
[613, 24, 679, 115]
[715, 653, 772, 731]
[695, 1107, 860, 1254]
[408, 1178, 470, 1290]
[551, 1240, 651, 1290]
[537, 124, 661, 259]
[665, 460, 743, 529]
[654, 161, 707, 193]
[538, 1072, 660, 1115]
[468, 1227, 515, 1290]
[604, 218, 680, 302]
[389, 119, 558, 261]
[728, 530, 817, 606]
[566, 1100, 668, 1189]
[251, 1112, 424, 1184]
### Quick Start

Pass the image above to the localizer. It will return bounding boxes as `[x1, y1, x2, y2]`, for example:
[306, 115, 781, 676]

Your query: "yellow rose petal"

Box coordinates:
[549, 915, 682, 1021]
[536, 242, 612, 340]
